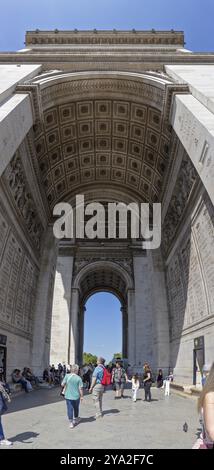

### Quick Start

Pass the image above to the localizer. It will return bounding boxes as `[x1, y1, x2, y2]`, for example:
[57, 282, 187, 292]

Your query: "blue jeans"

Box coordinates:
[66, 398, 80, 421]
[0, 415, 5, 440]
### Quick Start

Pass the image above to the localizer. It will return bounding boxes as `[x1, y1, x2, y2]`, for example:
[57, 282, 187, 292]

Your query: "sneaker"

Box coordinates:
[0, 439, 13, 446]
[74, 417, 81, 424]
[69, 422, 74, 429]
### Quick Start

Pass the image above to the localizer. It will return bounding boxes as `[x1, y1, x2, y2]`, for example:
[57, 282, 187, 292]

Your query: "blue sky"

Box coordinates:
[1, 1, 213, 362]
[84, 292, 122, 364]
[0, 0, 214, 51]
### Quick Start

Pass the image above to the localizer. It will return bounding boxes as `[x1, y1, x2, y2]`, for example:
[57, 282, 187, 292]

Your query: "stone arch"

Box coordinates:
[69, 260, 134, 364]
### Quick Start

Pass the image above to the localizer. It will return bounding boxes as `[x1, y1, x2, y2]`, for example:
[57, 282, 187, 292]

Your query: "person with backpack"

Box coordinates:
[111, 361, 127, 399]
[89, 357, 106, 419]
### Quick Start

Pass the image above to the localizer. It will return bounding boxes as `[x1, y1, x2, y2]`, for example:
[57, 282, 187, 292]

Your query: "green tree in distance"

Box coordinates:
[83, 352, 97, 365]
[113, 353, 122, 359]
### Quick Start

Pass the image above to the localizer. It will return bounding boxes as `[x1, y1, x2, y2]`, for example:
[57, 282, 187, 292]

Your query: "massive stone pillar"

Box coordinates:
[77, 306, 85, 365]
[50, 247, 74, 366]
[166, 65, 214, 205]
[121, 305, 128, 358]
[127, 289, 136, 366]
[69, 288, 80, 364]
[148, 250, 170, 374]
[132, 254, 154, 369]
[0, 64, 42, 176]
[31, 227, 57, 375]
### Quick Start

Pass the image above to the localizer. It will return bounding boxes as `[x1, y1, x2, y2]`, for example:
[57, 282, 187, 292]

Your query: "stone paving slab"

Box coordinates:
[1, 386, 200, 449]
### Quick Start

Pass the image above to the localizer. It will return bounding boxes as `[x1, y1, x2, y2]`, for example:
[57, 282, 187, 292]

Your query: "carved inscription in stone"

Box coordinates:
[193, 194, 214, 313]
[0, 205, 39, 337]
[0, 232, 23, 325]
[167, 205, 211, 339]
[162, 154, 197, 254]
[166, 254, 186, 338]
[14, 256, 38, 333]
[0, 211, 9, 260]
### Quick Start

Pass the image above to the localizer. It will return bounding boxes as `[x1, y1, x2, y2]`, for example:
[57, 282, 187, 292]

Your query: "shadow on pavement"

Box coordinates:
[6, 387, 63, 414]
[103, 408, 120, 416]
[79, 416, 96, 423]
[9, 432, 39, 444]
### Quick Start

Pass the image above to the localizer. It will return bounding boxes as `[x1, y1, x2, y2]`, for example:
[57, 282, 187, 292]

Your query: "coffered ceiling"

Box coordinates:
[33, 97, 172, 211]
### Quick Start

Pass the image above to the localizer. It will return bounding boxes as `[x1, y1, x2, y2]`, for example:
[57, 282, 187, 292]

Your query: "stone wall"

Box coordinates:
[0, 195, 39, 378]
[166, 190, 214, 383]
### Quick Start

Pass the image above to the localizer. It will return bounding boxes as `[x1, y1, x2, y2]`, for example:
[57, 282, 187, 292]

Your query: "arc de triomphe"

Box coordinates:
[0, 30, 213, 385]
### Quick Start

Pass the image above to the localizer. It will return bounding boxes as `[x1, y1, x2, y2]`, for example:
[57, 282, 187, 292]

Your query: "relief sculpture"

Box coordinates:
[4, 153, 44, 251]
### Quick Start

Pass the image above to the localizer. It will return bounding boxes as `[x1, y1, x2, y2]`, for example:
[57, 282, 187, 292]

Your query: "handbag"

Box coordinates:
[60, 373, 75, 397]
[0, 382, 11, 403]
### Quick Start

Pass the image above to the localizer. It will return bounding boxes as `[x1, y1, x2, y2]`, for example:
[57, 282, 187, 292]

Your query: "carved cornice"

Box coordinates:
[163, 84, 190, 123]
[25, 30, 184, 47]
[41, 78, 165, 111]
[16, 84, 44, 124]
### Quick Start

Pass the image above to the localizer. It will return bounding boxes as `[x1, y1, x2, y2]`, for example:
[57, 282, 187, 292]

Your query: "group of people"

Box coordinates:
[60, 359, 174, 430]
[43, 363, 68, 386]
[11, 368, 40, 393]
[0, 359, 214, 447]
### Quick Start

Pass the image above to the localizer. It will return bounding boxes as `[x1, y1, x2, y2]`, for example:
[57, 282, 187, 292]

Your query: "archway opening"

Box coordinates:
[83, 292, 122, 364]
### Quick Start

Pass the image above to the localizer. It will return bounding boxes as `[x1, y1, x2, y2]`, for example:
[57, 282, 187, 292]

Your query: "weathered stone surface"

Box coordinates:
[0, 32, 213, 386]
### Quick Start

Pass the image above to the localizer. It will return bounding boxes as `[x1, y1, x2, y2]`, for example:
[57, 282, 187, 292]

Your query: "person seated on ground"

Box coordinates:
[156, 369, 163, 388]
[22, 367, 39, 387]
[43, 367, 51, 385]
[11, 369, 29, 393]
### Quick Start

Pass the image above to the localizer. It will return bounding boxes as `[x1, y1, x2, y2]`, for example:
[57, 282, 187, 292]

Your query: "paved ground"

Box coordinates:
[1, 386, 200, 449]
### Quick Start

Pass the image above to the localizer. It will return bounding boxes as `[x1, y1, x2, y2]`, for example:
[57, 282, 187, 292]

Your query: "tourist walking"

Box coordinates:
[61, 364, 83, 429]
[156, 369, 163, 388]
[197, 362, 214, 448]
[143, 364, 152, 402]
[127, 373, 140, 402]
[89, 357, 105, 419]
[164, 370, 173, 396]
[0, 371, 12, 446]
[112, 361, 127, 399]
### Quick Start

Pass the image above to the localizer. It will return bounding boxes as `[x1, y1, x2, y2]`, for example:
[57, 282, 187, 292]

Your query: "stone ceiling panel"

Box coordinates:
[33, 98, 172, 212]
